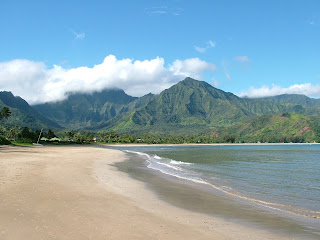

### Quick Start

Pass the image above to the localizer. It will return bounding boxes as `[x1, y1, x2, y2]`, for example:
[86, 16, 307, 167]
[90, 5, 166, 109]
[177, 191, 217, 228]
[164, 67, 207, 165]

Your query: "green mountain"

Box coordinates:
[3, 77, 320, 138]
[129, 78, 253, 128]
[98, 78, 248, 134]
[261, 94, 320, 107]
[0, 91, 62, 130]
[101, 78, 320, 134]
[33, 89, 155, 129]
[227, 113, 320, 143]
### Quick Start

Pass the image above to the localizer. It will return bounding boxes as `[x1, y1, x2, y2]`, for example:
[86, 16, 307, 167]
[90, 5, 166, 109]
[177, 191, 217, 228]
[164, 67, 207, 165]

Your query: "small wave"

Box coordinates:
[124, 150, 320, 219]
[150, 155, 182, 170]
[205, 182, 320, 219]
[157, 161, 183, 171]
[124, 150, 151, 159]
[220, 185, 233, 191]
[170, 160, 193, 165]
[147, 163, 208, 185]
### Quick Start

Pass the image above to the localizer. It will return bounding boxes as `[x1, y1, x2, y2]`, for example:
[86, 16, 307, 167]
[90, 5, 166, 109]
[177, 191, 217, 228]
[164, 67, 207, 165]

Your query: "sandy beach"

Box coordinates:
[0, 145, 300, 239]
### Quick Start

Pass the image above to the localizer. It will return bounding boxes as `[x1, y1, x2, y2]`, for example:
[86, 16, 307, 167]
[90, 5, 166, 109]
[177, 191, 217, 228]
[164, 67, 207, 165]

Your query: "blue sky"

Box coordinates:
[1, 0, 320, 104]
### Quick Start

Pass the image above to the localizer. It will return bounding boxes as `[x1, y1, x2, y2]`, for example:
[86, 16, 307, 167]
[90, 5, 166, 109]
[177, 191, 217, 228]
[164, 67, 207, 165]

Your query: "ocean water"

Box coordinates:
[110, 144, 320, 237]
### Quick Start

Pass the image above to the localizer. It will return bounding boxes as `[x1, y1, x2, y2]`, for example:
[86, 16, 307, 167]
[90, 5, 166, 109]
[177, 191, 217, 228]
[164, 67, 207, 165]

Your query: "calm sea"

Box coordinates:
[109, 144, 320, 237]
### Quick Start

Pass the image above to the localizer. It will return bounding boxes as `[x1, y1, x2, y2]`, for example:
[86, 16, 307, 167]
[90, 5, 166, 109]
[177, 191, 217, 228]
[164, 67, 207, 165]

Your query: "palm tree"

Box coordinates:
[0, 107, 11, 120]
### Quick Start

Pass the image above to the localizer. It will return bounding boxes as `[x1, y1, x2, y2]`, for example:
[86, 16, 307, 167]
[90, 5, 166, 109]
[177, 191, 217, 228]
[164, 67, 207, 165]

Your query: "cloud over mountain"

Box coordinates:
[239, 83, 320, 98]
[0, 55, 216, 104]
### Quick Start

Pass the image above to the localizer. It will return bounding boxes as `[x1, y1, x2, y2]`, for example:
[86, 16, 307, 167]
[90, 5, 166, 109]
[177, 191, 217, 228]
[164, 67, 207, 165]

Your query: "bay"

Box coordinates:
[109, 144, 320, 238]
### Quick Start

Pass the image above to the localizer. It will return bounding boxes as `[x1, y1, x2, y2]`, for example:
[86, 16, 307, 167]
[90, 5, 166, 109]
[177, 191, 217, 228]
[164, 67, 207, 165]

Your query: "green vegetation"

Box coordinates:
[0, 91, 61, 130]
[0, 135, 10, 145]
[0, 127, 71, 145]
[0, 107, 12, 145]
[227, 113, 320, 143]
[0, 107, 11, 120]
[262, 94, 320, 107]
[1, 78, 320, 145]
[32, 89, 141, 129]
[1, 112, 320, 145]
[96, 78, 320, 135]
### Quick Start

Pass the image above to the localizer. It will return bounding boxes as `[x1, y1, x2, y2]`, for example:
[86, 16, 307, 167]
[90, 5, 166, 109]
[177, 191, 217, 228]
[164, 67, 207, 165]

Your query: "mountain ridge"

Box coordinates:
[33, 88, 139, 129]
[2, 77, 320, 135]
[98, 78, 320, 134]
[0, 91, 62, 129]
[259, 94, 320, 107]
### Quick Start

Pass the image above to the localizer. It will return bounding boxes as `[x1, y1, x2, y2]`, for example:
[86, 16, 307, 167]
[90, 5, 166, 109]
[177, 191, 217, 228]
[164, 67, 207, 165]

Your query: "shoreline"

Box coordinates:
[107, 146, 319, 238]
[95, 145, 313, 239]
[0, 145, 310, 239]
[106, 142, 320, 147]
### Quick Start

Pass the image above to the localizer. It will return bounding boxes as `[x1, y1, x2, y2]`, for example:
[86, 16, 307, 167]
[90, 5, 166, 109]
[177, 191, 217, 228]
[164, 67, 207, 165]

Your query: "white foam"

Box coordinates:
[124, 150, 151, 159]
[221, 185, 233, 191]
[170, 160, 193, 165]
[147, 163, 208, 185]
[125, 149, 320, 219]
[157, 161, 183, 171]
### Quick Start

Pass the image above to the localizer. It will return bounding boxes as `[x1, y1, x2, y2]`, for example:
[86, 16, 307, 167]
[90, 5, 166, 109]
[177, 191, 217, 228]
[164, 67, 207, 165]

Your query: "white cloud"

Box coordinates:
[224, 71, 231, 81]
[169, 58, 216, 79]
[234, 56, 250, 63]
[150, 10, 167, 14]
[72, 30, 85, 40]
[172, 8, 183, 16]
[0, 59, 47, 98]
[208, 40, 216, 48]
[145, 7, 183, 16]
[194, 40, 216, 53]
[194, 46, 206, 53]
[0, 55, 217, 105]
[239, 83, 320, 98]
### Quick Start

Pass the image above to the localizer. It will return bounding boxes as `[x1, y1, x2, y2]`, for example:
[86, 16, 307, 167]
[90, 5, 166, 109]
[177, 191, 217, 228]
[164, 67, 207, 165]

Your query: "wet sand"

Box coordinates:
[114, 152, 319, 239]
[0, 145, 303, 239]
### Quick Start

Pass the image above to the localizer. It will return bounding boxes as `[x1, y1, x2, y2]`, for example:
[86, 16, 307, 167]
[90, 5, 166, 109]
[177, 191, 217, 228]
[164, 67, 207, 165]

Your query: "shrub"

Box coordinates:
[0, 136, 11, 145]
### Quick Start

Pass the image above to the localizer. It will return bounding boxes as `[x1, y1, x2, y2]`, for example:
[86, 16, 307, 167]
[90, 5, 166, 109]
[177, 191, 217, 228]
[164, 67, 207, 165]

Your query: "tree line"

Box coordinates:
[1, 106, 318, 145]
[1, 126, 314, 145]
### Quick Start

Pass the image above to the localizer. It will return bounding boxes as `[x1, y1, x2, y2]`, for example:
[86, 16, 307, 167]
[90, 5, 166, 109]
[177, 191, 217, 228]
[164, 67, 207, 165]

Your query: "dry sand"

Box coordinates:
[0, 145, 297, 239]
